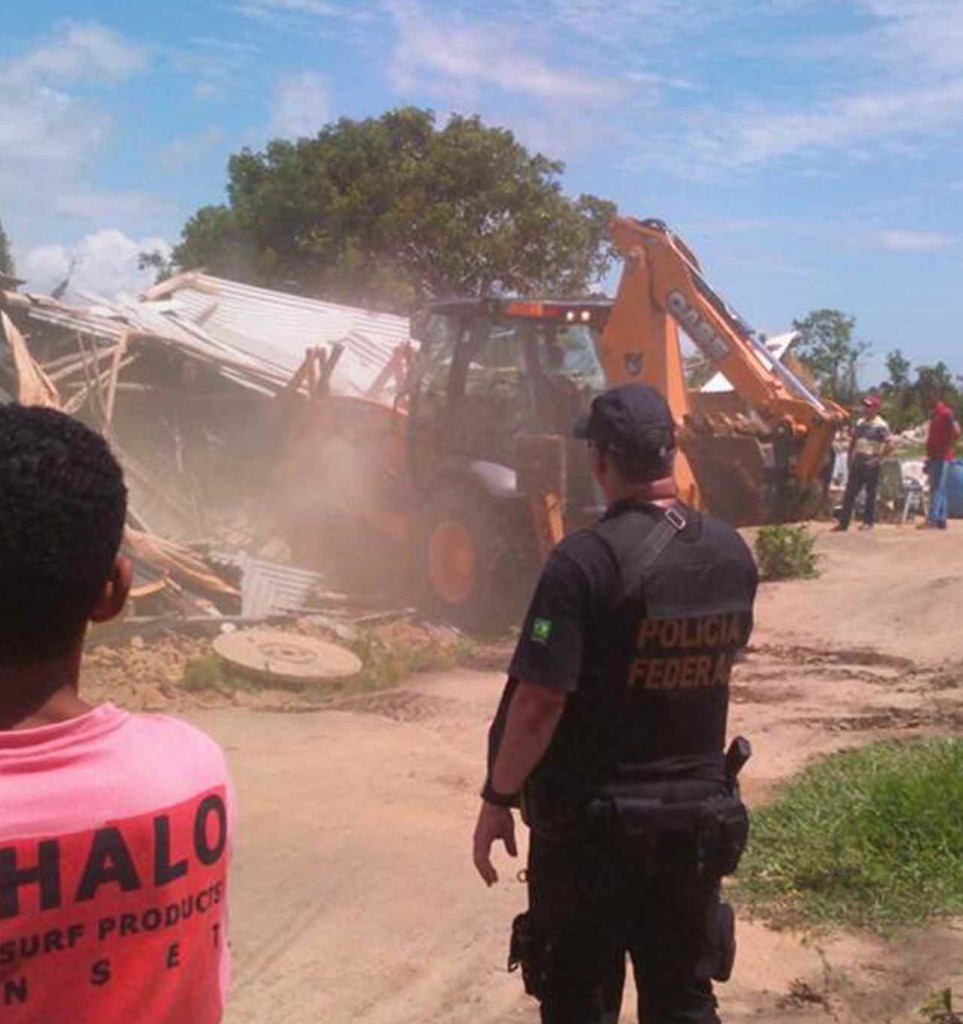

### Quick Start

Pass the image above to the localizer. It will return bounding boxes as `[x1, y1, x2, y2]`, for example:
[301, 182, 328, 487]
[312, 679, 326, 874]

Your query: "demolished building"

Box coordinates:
[0, 274, 414, 621]
[0, 273, 411, 535]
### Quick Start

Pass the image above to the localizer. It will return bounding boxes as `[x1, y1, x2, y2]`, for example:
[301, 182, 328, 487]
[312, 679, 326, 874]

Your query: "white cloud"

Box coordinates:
[22, 231, 171, 300]
[270, 71, 331, 138]
[527, 0, 694, 50]
[239, 0, 349, 15]
[469, 0, 822, 52]
[674, 0, 963, 173]
[862, 0, 963, 71]
[879, 229, 954, 251]
[385, 0, 625, 102]
[160, 128, 227, 171]
[0, 87, 108, 167]
[685, 77, 963, 169]
[194, 80, 226, 101]
[9, 22, 147, 86]
[0, 22, 152, 250]
[0, 24, 146, 184]
[626, 70, 695, 91]
[0, 24, 144, 168]
[235, 0, 372, 25]
[54, 191, 169, 222]
[170, 37, 261, 102]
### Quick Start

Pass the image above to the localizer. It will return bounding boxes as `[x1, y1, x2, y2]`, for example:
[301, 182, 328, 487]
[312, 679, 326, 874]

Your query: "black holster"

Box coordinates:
[698, 792, 749, 877]
[508, 911, 547, 999]
[697, 900, 737, 982]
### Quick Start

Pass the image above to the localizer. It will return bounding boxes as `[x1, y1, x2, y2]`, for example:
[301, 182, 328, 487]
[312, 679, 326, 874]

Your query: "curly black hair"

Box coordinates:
[0, 405, 127, 663]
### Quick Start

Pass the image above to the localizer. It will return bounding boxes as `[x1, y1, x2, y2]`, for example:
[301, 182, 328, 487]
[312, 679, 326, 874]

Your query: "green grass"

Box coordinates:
[182, 625, 477, 700]
[181, 653, 258, 693]
[181, 654, 232, 692]
[341, 627, 476, 693]
[738, 738, 963, 931]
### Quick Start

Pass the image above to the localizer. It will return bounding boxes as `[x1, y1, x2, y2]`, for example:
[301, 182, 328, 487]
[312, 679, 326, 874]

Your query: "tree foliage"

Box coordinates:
[884, 348, 911, 391]
[0, 217, 15, 277]
[137, 248, 177, 284]
[171, 107, 616, 312]
[878, 351, 961, 432]
[791, 309, 869, 404]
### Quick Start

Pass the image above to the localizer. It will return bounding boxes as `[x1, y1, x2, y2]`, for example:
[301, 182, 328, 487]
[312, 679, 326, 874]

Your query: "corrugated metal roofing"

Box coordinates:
[152, 274, 410, 398]
[3, 273, 411, 402]
[235, 554, 327, 619]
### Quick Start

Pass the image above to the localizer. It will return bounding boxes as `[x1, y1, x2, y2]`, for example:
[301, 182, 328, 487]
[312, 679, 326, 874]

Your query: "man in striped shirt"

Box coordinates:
[833, 395, 893, 532]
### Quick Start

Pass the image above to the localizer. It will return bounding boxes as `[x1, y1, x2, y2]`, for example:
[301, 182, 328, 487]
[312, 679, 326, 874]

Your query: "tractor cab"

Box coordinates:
[407, 297, 612, 630]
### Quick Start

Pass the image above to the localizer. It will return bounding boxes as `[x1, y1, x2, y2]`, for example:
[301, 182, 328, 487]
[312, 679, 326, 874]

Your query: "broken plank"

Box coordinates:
[103, 332, 130, 428]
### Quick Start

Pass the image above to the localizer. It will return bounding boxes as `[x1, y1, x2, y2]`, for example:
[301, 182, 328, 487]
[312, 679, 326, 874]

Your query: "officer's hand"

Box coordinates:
[472, 802, 517, 886]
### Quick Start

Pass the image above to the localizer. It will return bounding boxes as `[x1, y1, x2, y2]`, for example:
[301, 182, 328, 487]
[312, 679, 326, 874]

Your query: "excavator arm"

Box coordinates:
[597, 216, 848, 522]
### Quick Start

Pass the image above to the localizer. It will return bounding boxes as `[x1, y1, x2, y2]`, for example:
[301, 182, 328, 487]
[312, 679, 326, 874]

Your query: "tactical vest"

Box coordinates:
[530, 503, 756, 798]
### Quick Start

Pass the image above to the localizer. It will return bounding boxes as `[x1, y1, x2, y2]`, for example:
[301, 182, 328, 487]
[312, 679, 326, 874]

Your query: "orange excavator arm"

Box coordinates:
[596, 217, 848, 511]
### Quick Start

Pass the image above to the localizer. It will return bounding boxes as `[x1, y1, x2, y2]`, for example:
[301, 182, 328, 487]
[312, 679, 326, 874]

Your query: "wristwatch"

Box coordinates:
[481, 778, 518, 807]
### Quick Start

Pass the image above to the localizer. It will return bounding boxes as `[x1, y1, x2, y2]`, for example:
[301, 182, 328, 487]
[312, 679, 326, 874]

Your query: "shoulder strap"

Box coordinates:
[591, 503, 690, 601]
[637, 505, 688, 569]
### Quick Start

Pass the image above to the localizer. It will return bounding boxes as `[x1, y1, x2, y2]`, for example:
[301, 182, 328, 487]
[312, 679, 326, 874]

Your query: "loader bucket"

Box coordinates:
[683, 435, 770, 526]
[682, 434, 822, 526]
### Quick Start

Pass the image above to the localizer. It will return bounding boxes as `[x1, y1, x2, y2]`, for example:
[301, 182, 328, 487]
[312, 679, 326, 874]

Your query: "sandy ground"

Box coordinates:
[105, 522, 963, 1023]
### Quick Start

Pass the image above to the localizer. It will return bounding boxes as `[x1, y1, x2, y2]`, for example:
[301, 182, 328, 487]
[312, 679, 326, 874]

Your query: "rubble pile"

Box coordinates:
[0, 273, 414, 632]
[0, 273, 426, 701]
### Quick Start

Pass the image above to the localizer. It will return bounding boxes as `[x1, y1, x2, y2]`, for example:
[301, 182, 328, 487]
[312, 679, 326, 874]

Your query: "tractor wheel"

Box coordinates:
[419, 486, 535, 634]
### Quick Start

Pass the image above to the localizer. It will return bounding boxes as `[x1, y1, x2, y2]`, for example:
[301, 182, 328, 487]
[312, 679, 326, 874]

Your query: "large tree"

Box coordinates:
[915, 361, 957, 401]
[171, 107, 616, 312]
[791, 309, 869, 405]
[0, 217, 15, 277]
[871, 352, 960, 432]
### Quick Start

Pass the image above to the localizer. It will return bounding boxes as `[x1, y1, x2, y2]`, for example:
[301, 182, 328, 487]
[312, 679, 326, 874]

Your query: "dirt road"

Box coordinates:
[177, 524, 963, 1023]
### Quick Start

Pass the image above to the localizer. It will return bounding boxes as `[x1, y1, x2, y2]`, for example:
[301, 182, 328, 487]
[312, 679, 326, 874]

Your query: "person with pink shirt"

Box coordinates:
[0, 405, 233, 1023]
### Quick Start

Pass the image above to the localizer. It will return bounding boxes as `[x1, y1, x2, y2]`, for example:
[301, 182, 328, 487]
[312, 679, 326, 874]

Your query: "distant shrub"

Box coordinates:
[754, 524, 819, 580]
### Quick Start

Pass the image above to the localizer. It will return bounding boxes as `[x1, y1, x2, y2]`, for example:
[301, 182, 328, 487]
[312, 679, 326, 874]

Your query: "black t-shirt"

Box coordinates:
[500, 501, 757, 794]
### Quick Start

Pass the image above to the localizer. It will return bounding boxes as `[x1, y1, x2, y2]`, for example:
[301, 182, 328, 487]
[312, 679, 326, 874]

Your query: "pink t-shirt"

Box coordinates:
[0, 704, 232, 1023]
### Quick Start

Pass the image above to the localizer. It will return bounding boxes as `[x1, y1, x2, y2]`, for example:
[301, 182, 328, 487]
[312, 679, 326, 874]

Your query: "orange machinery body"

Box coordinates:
[596, 217, 848, 523]
[269, 214, 849, 627]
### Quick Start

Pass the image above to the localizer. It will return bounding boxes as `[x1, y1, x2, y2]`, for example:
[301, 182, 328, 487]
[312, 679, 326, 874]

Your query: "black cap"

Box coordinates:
[574, 384, 675, 463]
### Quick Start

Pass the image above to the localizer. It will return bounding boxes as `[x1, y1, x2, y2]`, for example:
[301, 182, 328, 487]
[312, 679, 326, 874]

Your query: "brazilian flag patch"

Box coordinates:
[531, 617, 553, 644]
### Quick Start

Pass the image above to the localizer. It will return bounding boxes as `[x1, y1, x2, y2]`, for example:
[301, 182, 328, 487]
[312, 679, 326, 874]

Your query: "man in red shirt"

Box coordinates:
[922, 389, 961, 529]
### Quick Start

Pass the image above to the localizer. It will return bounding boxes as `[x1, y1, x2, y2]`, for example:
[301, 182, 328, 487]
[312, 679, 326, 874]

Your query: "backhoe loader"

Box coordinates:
[278, 216, 848, 631]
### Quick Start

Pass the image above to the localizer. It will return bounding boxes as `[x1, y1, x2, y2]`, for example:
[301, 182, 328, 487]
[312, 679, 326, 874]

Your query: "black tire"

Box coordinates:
[418, 484, 537, 634]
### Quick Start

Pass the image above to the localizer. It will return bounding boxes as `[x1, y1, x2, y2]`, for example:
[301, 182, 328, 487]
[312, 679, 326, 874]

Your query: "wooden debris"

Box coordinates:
[103, 332, 130, 428]
[368, 342, 412, 400]
[213, 629, 362, 684]
[0, 311, 61, 408]
[125, 528, 240, 598]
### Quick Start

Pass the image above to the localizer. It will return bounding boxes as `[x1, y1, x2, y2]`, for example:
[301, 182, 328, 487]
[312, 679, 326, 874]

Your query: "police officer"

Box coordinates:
[472, 383, 758, 1024]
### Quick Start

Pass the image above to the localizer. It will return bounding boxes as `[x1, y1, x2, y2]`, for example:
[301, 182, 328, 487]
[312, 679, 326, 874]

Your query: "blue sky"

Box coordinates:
[2, 0, 961, 382]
